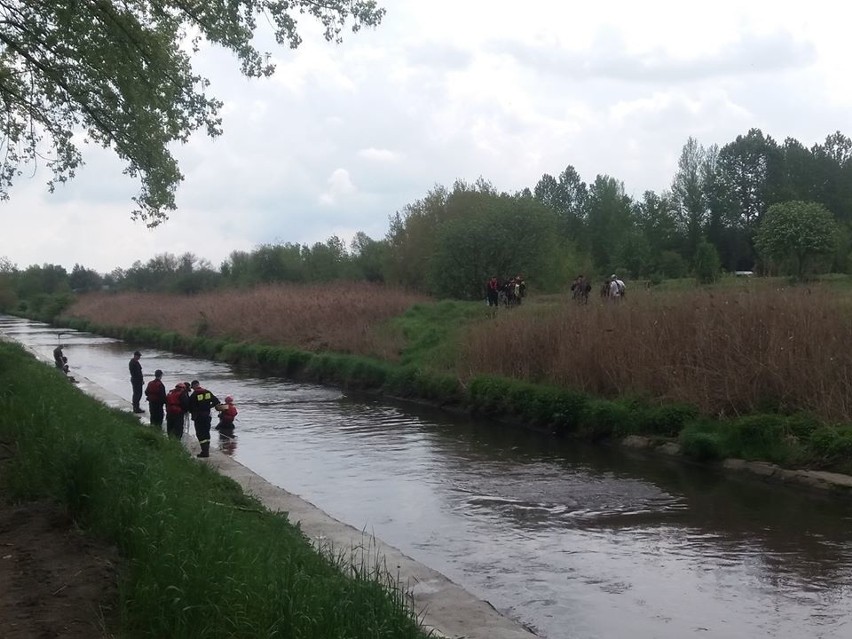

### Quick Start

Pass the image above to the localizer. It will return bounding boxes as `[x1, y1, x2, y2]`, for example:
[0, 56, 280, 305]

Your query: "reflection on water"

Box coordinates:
[2, 316, 852, 639]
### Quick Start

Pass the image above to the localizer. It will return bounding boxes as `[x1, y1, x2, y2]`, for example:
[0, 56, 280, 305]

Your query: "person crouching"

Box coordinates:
[215, 396, 238, 437]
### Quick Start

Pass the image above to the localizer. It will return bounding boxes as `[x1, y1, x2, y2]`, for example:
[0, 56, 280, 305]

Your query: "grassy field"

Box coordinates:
[0, 341, 425, 638]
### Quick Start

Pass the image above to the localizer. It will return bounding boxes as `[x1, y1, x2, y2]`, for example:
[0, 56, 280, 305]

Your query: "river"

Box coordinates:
[2, 315, 851, 639]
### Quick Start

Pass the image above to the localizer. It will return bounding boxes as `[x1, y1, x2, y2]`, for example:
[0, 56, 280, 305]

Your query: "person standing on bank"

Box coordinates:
[165, 383, 189, 439]
[188, 379, 219, 458]
[145, 369, 167, 430]
[129, 351, 145, 413]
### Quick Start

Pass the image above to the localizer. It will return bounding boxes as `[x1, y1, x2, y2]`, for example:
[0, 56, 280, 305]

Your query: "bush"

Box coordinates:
[679, 423, 725, 461]
[635, 404, 699, 437]
[722, 414, 800, 465]
[580, 399, 631, 441]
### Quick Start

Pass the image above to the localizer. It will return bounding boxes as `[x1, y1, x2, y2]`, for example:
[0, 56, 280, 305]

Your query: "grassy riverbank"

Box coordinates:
[0, 342, 424, 638]
[57, 279, 852, 477]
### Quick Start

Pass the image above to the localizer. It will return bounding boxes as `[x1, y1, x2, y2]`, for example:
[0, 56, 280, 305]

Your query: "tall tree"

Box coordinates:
[672, 137, 707, 258]
[0, 0, 385, 225]
[533, 165, 588, 243]
[717, 128, 781, 229]
[755, 201, 839, 279]
[586, 175, 633, 272]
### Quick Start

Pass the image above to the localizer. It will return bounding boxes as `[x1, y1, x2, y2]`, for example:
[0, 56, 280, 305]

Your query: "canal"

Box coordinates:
[2, 315, 851, 639]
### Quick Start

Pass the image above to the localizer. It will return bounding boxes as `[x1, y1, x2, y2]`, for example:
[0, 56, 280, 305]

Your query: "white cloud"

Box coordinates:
[2, 0, 851, 271]
[319, 168, 357, 206]
[358, 148, 401, 162]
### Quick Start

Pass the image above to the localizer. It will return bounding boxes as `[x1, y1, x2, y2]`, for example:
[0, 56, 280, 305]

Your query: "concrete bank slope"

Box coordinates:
[22, 359, 536, 637]
[621, 435, 852, 493]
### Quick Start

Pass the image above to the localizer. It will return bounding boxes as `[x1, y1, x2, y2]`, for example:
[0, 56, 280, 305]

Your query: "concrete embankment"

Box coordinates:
[19, 341, 536, 639]
[620, 435, 852, 493]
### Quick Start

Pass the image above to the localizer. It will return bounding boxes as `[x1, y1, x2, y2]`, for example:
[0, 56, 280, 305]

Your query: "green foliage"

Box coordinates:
[679, 422, 725, 461]
[0, 1, 385, 224]
[755, 201, 840, 278]
[579, 399, 631, 441]
[391, 300, 484, 370]
[635, 404, 699, 437]
[693, 240, 721, 284]
[656, 250, 688, 279]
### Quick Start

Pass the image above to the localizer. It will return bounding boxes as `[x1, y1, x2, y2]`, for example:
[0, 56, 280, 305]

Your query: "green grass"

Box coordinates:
[0, 342, 425, 639]
[389, 300, 488, 370]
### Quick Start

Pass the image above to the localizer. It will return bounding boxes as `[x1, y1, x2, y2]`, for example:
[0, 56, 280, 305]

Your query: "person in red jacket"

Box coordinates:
[144, 369, 167, 429]
[165, 382, 189, 440]
[215, 396, 238, 434]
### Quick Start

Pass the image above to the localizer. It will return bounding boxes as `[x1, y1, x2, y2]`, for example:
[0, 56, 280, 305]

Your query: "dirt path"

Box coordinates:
[0, 449, 120, 638]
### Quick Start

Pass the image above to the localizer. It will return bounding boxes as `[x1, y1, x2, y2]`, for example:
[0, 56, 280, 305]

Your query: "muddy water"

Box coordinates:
[3, 316, 852, 639]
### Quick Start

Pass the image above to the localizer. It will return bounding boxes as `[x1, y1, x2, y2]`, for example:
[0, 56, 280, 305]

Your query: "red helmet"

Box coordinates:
[225, 396, 234, 403]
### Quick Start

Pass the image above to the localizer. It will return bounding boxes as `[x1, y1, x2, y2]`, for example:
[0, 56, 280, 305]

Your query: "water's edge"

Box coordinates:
[3, 332, 537, 639]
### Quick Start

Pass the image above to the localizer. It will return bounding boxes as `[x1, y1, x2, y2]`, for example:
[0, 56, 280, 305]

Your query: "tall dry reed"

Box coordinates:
[460, 287, 852, 422]
[66, 283, 427, 360]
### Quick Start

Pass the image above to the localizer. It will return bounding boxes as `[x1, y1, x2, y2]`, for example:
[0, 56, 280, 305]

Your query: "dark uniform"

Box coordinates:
[188, 381, 219, 458]
[129, 352, 144, 413]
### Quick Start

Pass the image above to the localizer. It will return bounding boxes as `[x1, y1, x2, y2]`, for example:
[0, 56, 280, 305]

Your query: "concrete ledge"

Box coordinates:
[621, 435, 852, 493]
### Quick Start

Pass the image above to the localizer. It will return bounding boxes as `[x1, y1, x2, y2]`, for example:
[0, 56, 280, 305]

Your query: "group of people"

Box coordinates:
[568, 273, 627, 303]
[486, 275, 527, 307]
[129, 351, 238, 458]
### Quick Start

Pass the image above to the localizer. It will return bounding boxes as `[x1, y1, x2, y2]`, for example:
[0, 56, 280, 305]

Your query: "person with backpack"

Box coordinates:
[165, 382, 189, 440]
[609, 274, 626, 300]
[144, 369, 167, 429]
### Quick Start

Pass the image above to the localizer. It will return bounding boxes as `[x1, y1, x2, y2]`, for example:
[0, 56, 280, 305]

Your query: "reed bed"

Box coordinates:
[460, 286, 852, 423]
[67, 282, 427, 360]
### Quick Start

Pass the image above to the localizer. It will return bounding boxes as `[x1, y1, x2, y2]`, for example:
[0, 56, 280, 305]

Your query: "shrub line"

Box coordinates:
[55, 317, 852, 480]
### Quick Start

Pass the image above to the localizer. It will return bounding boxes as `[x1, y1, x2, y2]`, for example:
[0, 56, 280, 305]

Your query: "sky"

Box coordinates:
[3, 0, 851, 273]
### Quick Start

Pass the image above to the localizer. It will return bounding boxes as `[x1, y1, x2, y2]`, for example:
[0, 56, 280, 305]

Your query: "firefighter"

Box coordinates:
[188, 379, 219, 458]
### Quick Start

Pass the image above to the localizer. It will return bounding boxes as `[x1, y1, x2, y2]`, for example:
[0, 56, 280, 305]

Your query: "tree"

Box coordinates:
[693, 240, 721, 284]
[0, 0, 385, 225]
[586, 175, 634, 272]
[755, 201, 839, 279]
[672, 137, 707, 258]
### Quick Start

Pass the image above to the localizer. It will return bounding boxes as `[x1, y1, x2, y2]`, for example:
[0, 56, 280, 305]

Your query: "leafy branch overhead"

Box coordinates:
[0, 0, 385, 226]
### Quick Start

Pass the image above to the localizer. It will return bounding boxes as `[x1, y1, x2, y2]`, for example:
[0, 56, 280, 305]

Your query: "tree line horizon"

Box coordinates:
[2, 127, 850, 308]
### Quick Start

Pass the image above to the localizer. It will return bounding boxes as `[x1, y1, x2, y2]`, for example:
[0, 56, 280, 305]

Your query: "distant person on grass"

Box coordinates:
[129, 351, 145, 413]
[188, 380, 220, 458]
[145, 369, 167, 430]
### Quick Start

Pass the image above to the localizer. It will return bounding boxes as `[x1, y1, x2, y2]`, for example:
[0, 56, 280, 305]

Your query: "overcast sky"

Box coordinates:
[3, 0, 850, 273]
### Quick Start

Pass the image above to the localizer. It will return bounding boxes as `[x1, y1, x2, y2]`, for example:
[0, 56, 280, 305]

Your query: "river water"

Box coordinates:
[2, 315, 851, 639]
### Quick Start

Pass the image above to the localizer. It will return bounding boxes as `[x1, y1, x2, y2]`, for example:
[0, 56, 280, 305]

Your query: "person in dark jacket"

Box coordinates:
[53, 345, 64, 369]
[129, 351, 144, 413]
[188, 379, 219, 458]
[165, 383, 189, 440]
[145, 369, 167, 429]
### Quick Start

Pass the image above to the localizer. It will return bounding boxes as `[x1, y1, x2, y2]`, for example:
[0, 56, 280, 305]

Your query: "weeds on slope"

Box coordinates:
[0, 342, 425, 639]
